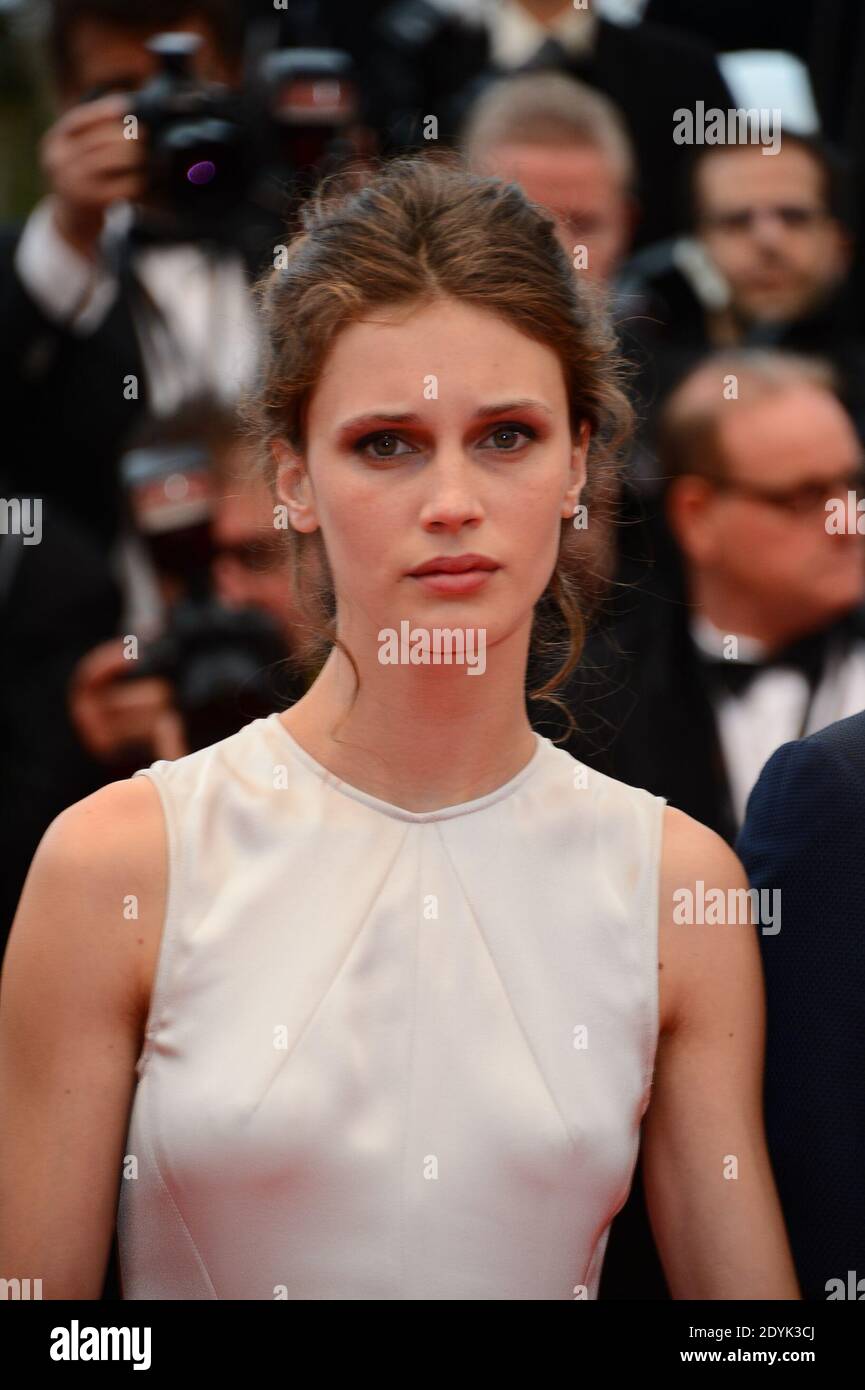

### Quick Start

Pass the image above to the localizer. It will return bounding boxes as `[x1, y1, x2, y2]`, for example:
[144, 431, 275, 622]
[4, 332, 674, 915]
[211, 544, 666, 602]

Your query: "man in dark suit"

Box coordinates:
[735, 709, 865, 1300]
[541, 347, 865, 847]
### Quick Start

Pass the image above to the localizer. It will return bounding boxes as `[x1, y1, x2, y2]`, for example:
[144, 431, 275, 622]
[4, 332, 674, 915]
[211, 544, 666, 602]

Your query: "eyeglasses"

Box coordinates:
[703, 465, 865, 516]
[213, 537, 288, 571]
[700, 205, 828, 235]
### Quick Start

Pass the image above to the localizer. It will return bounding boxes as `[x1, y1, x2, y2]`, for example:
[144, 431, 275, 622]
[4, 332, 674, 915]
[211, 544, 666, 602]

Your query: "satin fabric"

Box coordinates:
[116, 713, 665, 1299]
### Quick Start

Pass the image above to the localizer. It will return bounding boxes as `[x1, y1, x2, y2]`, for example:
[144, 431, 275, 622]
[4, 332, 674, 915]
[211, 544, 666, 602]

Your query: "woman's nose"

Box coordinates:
[417, 453, 485, 531]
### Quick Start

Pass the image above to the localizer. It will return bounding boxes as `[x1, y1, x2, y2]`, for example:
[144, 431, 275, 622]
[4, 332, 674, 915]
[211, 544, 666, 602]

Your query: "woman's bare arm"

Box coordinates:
[643, 806, 801, 1300]
[0, 776, 166, 1298]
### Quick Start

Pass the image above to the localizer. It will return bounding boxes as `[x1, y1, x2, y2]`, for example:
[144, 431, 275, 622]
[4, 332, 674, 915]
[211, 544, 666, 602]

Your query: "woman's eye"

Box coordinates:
[480, 424, 536, 451]
[356, 432, 415, 460]
[353, 423, 536, 459]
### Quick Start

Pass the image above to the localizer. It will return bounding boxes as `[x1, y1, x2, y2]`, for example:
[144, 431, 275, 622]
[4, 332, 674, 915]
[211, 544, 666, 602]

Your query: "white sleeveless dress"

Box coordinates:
[116, 712, 666, 1300]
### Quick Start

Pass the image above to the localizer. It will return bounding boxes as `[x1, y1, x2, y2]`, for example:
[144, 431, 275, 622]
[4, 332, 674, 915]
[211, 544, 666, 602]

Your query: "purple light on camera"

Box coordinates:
[187, 160, 217, 185]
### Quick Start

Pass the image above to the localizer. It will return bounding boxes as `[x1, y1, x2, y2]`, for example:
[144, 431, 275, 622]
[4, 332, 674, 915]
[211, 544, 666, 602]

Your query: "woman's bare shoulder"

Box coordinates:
[659, 804, 742, 885]
[0, 776, 170, 1296]
[6, 776, 168, 1025]
[656, 805, 757, 1036]
[35, 775, 167, 891]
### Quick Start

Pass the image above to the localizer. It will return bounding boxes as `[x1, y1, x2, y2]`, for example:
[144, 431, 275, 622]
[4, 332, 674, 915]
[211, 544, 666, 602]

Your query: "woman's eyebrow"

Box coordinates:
[336, 411, 422, 436]
[336, 399, 554, 437]
[474, 399, 554, 419]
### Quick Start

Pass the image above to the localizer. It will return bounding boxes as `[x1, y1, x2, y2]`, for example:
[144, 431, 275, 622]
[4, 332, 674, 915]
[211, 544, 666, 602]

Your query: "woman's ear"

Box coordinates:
[561, 420, 590, 520]
[272, 438, 319, 534]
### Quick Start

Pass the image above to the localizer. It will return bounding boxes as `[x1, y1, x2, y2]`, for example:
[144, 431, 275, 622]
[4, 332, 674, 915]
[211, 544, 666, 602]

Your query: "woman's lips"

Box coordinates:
[408, 568, 498, 595]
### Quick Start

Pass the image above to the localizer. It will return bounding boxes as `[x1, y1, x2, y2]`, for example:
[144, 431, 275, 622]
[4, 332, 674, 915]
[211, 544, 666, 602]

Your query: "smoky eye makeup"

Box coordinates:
[349, 419, 543, 462]
[476, 421, 540, 449]
[352, 430, 419, 460]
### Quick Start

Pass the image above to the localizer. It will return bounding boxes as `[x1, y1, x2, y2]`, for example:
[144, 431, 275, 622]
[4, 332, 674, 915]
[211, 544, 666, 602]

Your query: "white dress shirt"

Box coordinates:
[14, 195, 260, 417]
[691, 612, 865, 825]
[14, 196, 261, 632]
[428, 0, 598, 68]
[487, 0, 598, 67]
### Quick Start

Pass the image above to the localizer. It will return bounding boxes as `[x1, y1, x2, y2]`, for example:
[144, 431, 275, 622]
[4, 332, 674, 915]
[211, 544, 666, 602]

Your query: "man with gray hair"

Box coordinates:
[462, 70, 637, 284]
[556, 347, 865, 846]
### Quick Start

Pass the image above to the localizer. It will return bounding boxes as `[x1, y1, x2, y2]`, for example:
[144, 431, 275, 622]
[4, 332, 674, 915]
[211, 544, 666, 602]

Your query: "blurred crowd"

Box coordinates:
[3, 0, 865, 1301]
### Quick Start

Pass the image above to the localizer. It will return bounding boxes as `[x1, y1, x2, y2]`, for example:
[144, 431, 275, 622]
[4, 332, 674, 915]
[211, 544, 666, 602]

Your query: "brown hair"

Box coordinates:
[242, 152, 634, 739]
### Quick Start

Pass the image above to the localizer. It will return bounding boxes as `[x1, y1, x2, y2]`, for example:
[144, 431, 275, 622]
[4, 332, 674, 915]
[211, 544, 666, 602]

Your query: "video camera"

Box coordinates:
[128, 29, 358, 240]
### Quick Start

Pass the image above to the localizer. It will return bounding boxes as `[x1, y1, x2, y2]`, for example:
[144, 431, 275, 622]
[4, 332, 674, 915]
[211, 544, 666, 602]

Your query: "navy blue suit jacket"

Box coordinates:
[736, 710, 865, 1301]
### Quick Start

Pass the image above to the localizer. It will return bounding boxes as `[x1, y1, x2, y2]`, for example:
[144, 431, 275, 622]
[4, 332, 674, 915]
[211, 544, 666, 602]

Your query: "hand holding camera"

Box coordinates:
[40, 92, 146, 258]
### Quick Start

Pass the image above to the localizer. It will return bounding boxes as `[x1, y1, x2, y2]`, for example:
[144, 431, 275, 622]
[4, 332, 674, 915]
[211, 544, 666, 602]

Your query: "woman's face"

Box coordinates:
[275, 296, 588, 659]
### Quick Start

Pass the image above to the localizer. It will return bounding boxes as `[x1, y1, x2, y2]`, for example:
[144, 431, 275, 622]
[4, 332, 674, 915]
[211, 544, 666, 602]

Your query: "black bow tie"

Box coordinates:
[517, 36, 598, 83]
[699, 626, 831, 698]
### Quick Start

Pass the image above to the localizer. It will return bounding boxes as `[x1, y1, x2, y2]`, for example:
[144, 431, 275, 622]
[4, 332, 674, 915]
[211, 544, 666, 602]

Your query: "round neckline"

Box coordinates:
[264, 712, 547, 823]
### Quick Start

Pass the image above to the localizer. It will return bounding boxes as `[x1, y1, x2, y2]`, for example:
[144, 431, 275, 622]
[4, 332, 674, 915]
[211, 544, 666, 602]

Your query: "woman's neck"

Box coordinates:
[279, 625, 538, 812]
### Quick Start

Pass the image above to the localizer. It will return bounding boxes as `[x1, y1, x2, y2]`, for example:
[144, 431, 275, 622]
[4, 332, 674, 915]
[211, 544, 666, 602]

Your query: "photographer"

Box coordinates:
[1, 0, 271, 550]
[68, 401, 313, 771]
[0, 1, 359, 949]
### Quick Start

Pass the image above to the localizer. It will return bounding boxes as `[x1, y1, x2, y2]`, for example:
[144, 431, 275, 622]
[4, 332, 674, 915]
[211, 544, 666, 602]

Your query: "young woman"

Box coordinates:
[0, 157, 800, 1300]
